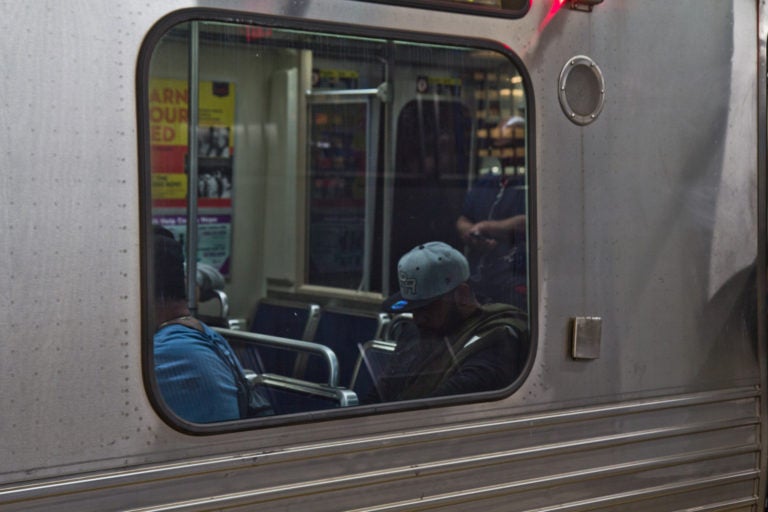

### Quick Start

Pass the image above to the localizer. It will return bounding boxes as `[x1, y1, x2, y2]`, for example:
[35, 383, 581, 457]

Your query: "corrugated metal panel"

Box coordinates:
[1, 387, 759, 511]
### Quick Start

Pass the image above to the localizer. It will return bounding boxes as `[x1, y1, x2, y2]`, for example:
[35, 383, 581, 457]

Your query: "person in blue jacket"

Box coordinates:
[152, 226, 271, 422]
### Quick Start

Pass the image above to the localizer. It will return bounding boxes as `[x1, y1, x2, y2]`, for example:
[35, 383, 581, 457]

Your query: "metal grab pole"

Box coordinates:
[186, 21, 200, 314]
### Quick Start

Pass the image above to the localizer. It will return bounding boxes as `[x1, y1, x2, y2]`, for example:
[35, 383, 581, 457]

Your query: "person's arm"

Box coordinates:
[456, 215, 475, 242]
[472, 214, 526, 239]
[458, 215, 497, 249]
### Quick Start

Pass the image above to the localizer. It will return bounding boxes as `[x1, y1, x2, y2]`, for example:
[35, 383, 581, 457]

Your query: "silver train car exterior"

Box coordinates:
[2, 0, 766, 510]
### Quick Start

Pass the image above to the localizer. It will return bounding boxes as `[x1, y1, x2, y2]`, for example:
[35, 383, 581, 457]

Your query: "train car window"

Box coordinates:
[141, 17, 530, 427]
[362, 0, 529, 18]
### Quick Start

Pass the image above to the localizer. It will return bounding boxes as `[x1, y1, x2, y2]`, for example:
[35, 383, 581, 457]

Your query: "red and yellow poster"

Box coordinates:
[149, 78, 235, 208]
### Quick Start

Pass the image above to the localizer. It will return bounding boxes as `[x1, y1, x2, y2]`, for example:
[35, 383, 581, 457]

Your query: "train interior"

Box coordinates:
[146, 20, 530, 419]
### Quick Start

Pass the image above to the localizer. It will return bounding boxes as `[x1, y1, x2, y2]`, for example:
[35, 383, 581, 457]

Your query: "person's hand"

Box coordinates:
[469, 229, 497, 249]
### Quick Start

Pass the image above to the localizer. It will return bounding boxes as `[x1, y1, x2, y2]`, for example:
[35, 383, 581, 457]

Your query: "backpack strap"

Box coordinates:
[206, 330, 273, 418]
[452, 304, 527, 352]
[163, 320, 273, 419]
[443, 304, 529, 379]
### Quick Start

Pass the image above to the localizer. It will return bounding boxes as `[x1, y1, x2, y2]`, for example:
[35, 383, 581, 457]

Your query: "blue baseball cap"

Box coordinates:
[383, 242, 469, 312]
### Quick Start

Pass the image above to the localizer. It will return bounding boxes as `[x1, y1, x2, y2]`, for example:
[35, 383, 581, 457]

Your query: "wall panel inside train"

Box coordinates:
[149, 25, 297, 318]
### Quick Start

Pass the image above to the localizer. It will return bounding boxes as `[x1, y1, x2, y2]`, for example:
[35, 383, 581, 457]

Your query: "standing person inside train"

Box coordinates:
[152, 226, 272, 422]
[371, 241, 528, 403]
[456, 117, 527, 308]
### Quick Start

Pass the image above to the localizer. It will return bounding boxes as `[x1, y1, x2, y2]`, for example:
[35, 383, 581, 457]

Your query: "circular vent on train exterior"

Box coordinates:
[558, 55, 605, 125]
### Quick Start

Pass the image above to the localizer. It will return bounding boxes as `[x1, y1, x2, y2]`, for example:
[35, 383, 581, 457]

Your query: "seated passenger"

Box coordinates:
[371, 241, 528, 402]
[152, 226, 272, 422]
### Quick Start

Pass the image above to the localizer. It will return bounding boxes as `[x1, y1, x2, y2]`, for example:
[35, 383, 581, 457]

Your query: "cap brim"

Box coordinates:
[382, 291, 436, 312]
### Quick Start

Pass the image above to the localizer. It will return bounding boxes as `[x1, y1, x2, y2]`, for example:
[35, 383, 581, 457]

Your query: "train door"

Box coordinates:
[390, 98, 471, 292]
[306, 86, 383, 291]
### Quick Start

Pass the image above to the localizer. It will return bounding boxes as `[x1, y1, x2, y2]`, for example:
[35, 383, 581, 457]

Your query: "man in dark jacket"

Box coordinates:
[372, 241, 528, 402]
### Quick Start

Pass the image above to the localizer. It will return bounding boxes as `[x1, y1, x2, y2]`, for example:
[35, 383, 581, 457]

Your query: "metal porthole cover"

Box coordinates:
[558, 55, 605, 125]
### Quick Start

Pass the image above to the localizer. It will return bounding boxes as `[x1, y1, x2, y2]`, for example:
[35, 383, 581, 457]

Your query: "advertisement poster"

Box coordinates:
[149, 78, 235, 209]
[153, 214, 232, 275]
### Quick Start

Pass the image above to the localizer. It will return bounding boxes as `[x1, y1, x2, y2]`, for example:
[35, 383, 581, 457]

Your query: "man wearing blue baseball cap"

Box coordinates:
[374, 241, 528, 402]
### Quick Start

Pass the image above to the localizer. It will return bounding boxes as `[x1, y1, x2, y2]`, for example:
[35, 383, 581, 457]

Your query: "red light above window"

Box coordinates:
[540, 0, 567, 30]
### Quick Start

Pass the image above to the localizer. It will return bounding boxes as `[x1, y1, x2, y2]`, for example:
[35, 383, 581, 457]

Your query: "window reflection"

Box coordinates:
[145, 19, 530, 423]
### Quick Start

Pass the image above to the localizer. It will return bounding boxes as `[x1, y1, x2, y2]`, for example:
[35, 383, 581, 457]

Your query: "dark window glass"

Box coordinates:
[143, 18, 530, 426]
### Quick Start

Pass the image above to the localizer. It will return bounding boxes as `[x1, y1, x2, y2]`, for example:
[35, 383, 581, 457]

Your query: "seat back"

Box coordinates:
[248, 299, 321, 376]
[309, 310, 388, 385]
[349, 339, 397, 402]
[249, 298, 321, 340]
[382, 312, 416, 341]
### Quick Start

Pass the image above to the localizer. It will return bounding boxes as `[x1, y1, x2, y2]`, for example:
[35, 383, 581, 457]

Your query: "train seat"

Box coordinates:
[348, 339, 397, 402]
[381, 312, 416, 341]
[219, 328, 357, 414]
[248, 299, 322, 377]
[247, 373, 358, 414]
[349, 314, 416, 401]
[307, 310, 390, 386]
[249, 298, 321, 339]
